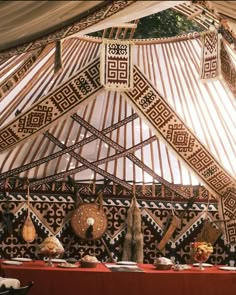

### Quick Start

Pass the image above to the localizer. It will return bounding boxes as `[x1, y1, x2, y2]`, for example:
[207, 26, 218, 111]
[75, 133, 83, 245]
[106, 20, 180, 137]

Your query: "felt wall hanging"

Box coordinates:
[100, 39, 134, 91]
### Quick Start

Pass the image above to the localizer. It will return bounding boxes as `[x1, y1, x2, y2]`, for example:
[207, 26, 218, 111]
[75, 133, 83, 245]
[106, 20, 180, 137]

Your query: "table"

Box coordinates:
[1, 261, 236, 295]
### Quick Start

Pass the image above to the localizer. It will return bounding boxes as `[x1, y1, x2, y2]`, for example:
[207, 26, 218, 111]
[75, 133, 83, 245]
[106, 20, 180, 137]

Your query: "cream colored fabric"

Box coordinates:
[73, 1, 189, 38]
[0, 1, 188, 51]
[0, 1, 103, 51]
[0, 277, 20, 288]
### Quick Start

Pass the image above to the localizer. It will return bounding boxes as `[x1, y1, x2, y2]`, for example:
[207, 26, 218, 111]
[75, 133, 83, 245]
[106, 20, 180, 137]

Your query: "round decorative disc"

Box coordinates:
[71, 203, 107, 240]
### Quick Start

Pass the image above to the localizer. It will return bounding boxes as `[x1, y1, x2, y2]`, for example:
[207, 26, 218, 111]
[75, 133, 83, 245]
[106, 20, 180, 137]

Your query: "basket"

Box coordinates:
[155, 264, 173, 270]
[80, 261, 98, 268]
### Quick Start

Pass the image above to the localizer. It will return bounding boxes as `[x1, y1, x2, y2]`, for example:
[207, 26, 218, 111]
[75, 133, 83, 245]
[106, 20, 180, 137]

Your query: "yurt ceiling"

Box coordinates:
[0, 1, 235, 200]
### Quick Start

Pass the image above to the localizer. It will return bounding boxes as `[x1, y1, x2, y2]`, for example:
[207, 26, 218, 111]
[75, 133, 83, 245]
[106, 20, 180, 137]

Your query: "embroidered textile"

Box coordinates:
[100, 39, 134, 91]
[219, 188, 236, 244]
[200, 31, 220, 80]
[220, 40, 236, 96]
[124, 65, 236, 198]
[0, 58, 103, 152]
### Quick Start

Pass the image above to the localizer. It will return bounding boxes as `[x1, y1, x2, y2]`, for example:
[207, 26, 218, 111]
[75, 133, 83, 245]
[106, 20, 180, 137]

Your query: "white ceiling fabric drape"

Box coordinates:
[0, 1, 188, 51]
[0, 36, 235, 186]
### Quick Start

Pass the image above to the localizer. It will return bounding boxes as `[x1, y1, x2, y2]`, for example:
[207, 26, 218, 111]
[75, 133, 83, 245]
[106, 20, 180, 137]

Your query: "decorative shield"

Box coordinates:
[71, 203, 107, 241]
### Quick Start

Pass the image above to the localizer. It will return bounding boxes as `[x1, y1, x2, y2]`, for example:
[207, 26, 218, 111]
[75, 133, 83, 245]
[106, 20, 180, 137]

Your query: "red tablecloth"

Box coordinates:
[1, 261, 236, 295]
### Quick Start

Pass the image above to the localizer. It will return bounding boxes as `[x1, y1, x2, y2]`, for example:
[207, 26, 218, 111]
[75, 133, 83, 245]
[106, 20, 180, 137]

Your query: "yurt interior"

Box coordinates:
[0, 1, 236, 294]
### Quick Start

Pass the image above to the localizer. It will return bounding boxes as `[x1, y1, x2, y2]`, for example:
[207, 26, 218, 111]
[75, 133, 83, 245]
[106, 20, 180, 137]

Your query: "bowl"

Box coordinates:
[155, 264, 173, 270]
[80, 261, 98, 268]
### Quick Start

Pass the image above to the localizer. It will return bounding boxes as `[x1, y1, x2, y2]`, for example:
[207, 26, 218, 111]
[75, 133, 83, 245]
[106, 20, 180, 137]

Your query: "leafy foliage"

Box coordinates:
[88, 8, 202, 39]
[133, 9, 202, 39]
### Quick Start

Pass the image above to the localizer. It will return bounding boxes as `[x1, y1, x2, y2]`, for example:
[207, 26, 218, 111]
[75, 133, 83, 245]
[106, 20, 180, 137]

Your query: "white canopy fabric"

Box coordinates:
[0, 35, 235, 188]
[0, 1, 235, 195]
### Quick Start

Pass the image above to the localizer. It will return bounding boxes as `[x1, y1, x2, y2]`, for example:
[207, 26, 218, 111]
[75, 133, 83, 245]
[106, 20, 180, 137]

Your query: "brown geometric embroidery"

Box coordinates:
[166, 124, 195, 152]
[18, 106, 53, 133]
[219, 187, 236, 244]
[208, 172, 232, 191]
[100, 39, 133, 90]
[124, 65, 236, 197]
[220, 40, 236, 96]
[187, 148, 214, 173]
[0, 58, 103, 152]
[0, 128, 19, 150]
[200, 31, 220, 80]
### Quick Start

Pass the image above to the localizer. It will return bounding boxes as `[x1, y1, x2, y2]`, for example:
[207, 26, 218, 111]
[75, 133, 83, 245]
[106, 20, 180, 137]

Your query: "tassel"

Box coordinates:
[86, 224, 93, 239]
[54, 40, 63, 74]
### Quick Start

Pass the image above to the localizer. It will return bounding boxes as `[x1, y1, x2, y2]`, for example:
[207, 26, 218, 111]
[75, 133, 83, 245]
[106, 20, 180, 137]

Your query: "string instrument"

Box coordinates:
[22, 182, 36, 243]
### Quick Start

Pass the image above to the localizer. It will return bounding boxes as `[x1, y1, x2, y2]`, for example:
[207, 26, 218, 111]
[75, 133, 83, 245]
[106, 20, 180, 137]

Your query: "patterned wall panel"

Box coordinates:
[0, 192, 234, 266]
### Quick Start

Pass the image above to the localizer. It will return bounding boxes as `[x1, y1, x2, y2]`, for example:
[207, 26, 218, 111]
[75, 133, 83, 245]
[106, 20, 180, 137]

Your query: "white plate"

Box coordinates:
[193, 263, 213, 267]
[12, 258, 32, 262]
[2, 260, 23, 265]
[58, 263, 79, 268]
[117, 261, 137, 265]
[219, 266, 236, 271]
[51, 259, 66, 263]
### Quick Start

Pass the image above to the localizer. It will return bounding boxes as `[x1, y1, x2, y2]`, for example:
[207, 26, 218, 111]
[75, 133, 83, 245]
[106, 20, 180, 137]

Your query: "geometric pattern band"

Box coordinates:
[220, 40, 236, 97]
[124, 65, 236, 198]
[219, 188, 236, 244]
[200, 31, 220, 81]
[0, 58, 103, 152]
[100, 39, 134, 91]
[0, 1, 135, 65]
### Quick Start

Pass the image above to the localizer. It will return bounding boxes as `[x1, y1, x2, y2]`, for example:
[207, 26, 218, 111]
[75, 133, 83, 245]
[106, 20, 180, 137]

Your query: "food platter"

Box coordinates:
[12, 257, 32, 262]
[117, 261, 137, 265]
[193, 263, 213, 267]
[2, 260, 23, 265]
[219, 266, 236, 271]
[58, 263, 79, 268]
[51, 259, 66, 263]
